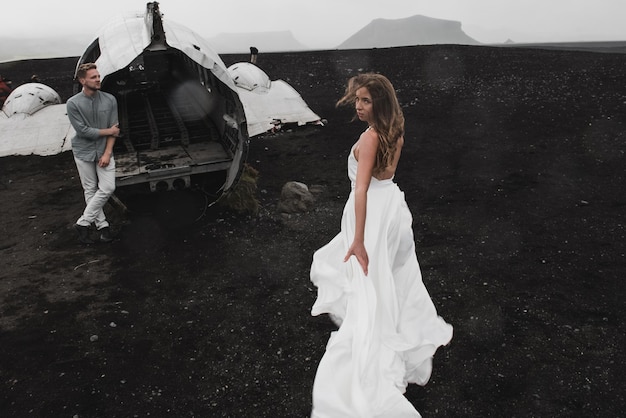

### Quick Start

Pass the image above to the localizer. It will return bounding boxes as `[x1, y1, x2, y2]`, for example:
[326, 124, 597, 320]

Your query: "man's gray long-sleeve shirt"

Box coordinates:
[66, 90, 118, 162]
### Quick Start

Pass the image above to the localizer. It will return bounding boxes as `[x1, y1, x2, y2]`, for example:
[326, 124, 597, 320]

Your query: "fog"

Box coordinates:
[3, 0, 626, 49]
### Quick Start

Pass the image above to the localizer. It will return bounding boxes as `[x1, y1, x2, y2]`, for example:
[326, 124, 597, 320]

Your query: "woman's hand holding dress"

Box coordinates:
[344, 240, 369, 276]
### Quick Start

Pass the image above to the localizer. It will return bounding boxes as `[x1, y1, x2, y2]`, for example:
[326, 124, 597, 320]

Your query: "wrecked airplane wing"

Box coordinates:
[0, 2, 321, 202]
[0, 83, 73, 156]
[228, 62, 321, 137]
[3, 82, 62, 116]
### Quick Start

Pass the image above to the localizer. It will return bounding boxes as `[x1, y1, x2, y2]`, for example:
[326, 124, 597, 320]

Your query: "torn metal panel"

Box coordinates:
[228, 62, 321, 136]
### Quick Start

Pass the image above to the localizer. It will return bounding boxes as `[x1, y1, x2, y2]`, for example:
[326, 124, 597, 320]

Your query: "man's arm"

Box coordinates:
[67, 99, 120, 139]
[98, 134, 116, 167]
[99, 96, 120, 167]
[67, 100, 100, 140]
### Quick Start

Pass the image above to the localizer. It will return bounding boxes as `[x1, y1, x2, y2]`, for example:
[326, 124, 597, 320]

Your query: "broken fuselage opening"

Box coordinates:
[74, 2, 248, 201]
[108, 49, 244, 195]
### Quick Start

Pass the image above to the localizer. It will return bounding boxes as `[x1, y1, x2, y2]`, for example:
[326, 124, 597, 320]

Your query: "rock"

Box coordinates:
[308, 184, 325, 196]
[277, 181, 315, 213]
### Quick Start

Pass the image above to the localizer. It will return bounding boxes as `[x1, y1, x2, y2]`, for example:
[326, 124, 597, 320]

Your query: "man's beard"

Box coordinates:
[84, 83, 101, 92]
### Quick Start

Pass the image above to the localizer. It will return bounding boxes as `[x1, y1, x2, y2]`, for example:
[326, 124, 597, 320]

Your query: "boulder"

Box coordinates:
[278, 181, 315, 213]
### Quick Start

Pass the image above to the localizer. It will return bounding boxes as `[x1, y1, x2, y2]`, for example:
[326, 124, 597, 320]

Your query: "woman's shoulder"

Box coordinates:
[359, 127, 378, 144]
[354, 128, 378, 161]
[358, 129, 379, 148]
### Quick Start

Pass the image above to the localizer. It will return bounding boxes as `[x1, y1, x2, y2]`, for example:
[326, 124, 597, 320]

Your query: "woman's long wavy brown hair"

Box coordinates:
[337, 73, 405, 176]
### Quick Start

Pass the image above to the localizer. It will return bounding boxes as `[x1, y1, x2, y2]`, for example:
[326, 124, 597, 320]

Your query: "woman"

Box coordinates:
[310, 73, 453, 417]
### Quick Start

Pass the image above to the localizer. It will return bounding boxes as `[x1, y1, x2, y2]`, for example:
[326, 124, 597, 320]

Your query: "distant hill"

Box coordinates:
[496, 40, 626, 54]
[206, 31, 310, 54]
[338, 15, 480, 49]
[0, 31, 308, 62]
[0, 37, 88, 63]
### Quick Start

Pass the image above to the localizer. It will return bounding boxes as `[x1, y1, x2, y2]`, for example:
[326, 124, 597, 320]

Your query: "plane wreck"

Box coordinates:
[77, 1, 249, 197]
[0, 2, 321, 204]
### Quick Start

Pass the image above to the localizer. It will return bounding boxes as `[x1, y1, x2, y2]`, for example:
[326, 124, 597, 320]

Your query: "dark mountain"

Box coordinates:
[338, 15, 480, 49]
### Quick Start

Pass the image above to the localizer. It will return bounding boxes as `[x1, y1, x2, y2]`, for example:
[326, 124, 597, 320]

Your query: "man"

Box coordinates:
[66, 63, 120, 244]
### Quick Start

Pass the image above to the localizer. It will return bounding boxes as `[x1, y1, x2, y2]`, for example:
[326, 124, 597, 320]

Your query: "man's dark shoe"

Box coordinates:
[74, 223, 94, 244]
[99, 227, 114, 243]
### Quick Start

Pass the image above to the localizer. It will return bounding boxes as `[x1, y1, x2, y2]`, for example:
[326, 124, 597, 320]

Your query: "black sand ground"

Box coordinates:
[1, 45, 625, 417]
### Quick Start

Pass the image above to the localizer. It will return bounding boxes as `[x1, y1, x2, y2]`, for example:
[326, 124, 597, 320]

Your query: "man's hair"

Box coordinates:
[76, 63, 97, 80]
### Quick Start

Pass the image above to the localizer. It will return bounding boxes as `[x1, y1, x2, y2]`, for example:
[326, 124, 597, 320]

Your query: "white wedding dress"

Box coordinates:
[310, 145, 453, 418]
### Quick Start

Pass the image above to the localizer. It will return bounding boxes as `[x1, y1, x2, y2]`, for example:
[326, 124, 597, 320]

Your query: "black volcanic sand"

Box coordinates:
[1, 45, 625, 417]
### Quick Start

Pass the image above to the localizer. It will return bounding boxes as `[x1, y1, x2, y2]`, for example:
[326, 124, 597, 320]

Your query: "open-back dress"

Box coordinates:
[310, 143, 453, 418]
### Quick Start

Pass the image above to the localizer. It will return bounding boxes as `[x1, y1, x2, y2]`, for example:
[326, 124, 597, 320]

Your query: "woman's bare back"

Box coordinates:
[354, 133, 404, 180]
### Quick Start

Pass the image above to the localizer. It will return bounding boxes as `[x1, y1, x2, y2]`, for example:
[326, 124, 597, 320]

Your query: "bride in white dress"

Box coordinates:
[310, 73, 453, 418]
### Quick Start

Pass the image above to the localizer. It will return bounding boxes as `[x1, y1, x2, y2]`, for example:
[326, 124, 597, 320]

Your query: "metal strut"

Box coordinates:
[142, 94, 160, 150]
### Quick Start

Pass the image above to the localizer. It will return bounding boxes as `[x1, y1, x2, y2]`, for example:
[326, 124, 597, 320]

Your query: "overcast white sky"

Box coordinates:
[3, 0, 626, 47]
